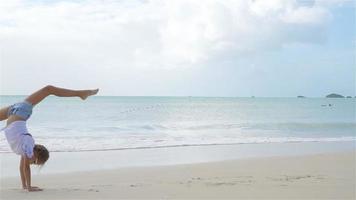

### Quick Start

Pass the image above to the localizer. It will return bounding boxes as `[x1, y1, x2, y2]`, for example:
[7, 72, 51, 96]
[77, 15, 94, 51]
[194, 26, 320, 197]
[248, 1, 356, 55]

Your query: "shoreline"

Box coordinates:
[0, 138, 354, 153]
[1, 150, 355, 199]
[0, 139, 354, 154]
[1, 141, 355, 178]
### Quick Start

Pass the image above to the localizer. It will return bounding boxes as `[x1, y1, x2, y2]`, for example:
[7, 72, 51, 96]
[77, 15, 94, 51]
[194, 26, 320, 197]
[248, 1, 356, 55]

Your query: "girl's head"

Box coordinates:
[33, 144, 49, 165]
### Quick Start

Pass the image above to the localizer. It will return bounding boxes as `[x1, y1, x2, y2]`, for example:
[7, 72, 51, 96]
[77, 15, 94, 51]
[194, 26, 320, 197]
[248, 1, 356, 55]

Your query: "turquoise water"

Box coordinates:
[0, 96, 355, 152]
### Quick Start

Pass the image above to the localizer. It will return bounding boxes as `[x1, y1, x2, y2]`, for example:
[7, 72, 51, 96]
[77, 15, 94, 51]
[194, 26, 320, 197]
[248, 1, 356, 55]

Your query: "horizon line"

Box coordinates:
[0, 94, 355, 98]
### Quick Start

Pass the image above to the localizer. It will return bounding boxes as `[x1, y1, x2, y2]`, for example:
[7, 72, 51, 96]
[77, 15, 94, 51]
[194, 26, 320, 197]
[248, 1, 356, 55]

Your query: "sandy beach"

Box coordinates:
[1, 150, 355, 200]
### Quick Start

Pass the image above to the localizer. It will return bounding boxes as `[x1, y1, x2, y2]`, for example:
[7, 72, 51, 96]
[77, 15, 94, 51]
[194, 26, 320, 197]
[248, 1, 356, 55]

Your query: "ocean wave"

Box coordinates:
[0, 136, 355, 153]
[83, 122, 356, 132]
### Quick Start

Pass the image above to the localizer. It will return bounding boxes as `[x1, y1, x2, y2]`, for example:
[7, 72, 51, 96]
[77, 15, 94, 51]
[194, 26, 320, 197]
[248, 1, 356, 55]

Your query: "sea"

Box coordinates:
[0, 96, 355, 153]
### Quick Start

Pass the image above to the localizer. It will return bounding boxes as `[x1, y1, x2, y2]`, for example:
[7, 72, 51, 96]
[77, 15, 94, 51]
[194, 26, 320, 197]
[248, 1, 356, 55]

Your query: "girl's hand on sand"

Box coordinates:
[28, 186, 43, 192]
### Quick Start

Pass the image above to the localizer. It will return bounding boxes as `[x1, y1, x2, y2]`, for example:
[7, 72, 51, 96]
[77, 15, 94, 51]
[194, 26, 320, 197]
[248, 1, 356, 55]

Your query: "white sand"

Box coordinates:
[1, 151, 355, 199]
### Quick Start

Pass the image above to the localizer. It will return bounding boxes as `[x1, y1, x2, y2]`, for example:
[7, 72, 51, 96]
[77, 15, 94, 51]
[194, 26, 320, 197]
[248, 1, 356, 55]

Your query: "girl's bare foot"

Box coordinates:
[79, 89, 99, 100]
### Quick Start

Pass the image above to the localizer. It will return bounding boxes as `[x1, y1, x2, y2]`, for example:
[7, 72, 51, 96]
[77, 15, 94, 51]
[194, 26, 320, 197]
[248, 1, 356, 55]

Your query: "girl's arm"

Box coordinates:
[21, 156, 42, 192]
[19, 157, 26, 189]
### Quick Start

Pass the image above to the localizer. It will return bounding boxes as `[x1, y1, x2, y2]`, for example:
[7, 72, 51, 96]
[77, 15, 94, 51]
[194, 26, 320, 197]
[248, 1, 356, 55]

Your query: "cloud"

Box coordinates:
[0, 0, 352, 96]
[0, 0, 339, 69]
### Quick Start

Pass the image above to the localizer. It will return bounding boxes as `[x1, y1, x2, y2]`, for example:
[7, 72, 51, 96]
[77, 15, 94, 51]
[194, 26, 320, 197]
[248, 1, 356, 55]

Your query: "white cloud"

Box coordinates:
[0, 0, 335, 68]
[0, 0, 349, 95]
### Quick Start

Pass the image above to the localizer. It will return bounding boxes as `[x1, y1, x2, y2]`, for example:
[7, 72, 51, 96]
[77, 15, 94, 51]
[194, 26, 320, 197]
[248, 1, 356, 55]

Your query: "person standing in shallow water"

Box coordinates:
[0, 85, 99, 192]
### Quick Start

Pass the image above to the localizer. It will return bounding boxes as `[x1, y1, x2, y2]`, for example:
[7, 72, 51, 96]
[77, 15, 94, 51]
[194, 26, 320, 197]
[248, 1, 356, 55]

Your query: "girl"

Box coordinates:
[0, 85, 99, 192]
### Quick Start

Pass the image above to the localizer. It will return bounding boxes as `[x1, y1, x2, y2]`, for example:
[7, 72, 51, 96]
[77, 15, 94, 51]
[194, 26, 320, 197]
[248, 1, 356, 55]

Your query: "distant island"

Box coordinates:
[326, 93, 344, 98]
[346, 96, 352, 98]
[297, 96, 306, 98]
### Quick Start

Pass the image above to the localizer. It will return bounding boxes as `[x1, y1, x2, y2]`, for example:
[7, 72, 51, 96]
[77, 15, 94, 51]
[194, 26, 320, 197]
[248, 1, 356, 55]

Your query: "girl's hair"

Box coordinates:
[34, 144, 49, 165]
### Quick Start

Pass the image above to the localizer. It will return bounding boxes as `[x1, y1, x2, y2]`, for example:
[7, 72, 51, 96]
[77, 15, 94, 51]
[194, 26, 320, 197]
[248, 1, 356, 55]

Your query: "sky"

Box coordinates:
[0, 0, 355, 97]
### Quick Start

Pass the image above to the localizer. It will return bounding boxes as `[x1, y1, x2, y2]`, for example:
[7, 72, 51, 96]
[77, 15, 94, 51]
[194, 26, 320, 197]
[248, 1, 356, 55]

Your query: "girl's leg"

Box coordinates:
[25, 85, 99, 106]
[0, 106, 10, 121]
